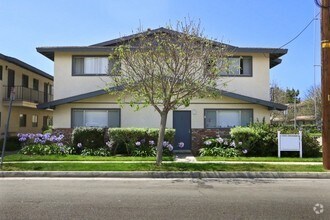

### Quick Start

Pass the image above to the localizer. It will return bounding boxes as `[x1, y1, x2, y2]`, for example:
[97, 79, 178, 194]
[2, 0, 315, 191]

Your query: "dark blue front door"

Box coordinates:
[173, 111, 191, 150]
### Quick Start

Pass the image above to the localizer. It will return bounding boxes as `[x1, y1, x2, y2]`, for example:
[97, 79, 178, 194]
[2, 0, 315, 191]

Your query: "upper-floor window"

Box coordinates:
[0, 65, 2, 80]
[204, 109, 253, 128]
[220, 56, 252, 76]
[22, 74, 29, 88]
[33, 79, 39, 90]
[72, 56, 109, 75]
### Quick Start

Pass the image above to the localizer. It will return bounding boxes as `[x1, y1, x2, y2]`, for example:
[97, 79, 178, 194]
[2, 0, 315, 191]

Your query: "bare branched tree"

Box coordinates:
[107, 20, 229, 165]
[303, 84, 322, 123]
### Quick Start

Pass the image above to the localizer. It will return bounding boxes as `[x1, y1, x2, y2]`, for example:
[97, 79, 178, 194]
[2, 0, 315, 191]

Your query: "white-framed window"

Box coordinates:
[72, 56, 110, 75]
[72, 109, 120, 128]
[219, 56, 252, 76]
[204, 109, 253, 128]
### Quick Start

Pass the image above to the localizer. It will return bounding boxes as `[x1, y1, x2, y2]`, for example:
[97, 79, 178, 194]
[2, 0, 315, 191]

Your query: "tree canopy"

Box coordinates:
[107, 21, 230, 165]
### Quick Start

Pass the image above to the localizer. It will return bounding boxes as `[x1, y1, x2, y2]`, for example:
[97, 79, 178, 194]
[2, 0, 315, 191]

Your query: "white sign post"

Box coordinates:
[277, 131, 302, 158]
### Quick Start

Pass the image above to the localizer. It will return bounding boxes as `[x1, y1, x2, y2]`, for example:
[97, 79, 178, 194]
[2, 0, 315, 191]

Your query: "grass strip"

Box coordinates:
[196, 157, 322, 162]
[1, 163, 325, 172]
[4, 154, 173, 162]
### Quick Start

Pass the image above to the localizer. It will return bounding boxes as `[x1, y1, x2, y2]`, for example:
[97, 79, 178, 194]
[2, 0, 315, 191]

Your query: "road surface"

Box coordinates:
[1, 178, 329, 219]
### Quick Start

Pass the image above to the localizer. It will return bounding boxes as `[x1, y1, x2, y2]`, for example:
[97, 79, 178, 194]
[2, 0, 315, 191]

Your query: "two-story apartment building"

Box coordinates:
[0, 53, 53, 137]
[37, 28, 287, 153]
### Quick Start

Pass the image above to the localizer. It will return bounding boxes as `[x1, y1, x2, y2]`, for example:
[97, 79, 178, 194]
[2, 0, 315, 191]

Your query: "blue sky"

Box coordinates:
[0, 0, 321, 97]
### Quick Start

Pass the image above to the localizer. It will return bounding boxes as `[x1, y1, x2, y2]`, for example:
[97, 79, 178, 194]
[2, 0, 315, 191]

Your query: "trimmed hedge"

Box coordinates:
[108, 128, 175, 155]
[230, 123, 322, 157]
[0, 136, 21, 151]
[72, 127, 106, 150]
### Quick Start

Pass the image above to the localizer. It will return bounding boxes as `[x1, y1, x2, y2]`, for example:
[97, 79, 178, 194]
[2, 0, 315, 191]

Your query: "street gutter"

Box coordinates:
[1, 171, 330, 179]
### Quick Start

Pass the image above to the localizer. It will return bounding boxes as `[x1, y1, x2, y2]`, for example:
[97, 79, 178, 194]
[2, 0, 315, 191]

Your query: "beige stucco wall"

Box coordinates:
[219, 53, 270, 100]
[53, 93, 270, 129]
[53, 52, 270, 101]
[0, 106, 53, 136]
[0, 59, 53, 95]
[0, 58, 53, 137]
[54, 52, 112, 99]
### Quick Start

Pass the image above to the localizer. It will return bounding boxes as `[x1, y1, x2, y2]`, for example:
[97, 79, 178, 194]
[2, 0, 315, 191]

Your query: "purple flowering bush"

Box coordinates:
[18, 133, 75, 155]
[199, 136, 241, 157]
[18, 133, 64, 146]
[132, 139, 173, 157]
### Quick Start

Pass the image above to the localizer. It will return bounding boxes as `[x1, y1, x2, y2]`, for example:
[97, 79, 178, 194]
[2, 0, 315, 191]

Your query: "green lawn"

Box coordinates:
[196, 157, 322, 162]
[1, 162, 325, 172]
[4, 154, 174, 162]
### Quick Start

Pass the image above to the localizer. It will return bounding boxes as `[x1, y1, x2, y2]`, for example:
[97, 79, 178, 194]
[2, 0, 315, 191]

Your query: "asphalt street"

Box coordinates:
[1, 178, 329, 220]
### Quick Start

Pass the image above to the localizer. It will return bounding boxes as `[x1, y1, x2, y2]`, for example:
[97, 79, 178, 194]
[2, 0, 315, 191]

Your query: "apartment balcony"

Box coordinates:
[2, 86, 53, 108]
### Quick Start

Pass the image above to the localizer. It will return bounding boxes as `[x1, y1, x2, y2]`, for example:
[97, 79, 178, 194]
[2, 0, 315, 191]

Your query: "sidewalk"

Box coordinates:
[2, 160, 323, 165]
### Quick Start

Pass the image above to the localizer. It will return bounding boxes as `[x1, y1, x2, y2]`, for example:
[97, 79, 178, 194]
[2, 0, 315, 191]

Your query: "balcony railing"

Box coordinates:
[3, 86, 53, 104]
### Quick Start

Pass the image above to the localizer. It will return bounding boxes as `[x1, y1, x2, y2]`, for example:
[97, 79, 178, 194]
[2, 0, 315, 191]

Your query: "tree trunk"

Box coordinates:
[156, 112, 168, 165]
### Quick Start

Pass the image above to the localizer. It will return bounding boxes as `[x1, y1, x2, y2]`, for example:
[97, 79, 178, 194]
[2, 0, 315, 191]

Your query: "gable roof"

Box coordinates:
[0, 53, 53, 80]
[37, 27, 287, 68]
[37, 86, 287, 111]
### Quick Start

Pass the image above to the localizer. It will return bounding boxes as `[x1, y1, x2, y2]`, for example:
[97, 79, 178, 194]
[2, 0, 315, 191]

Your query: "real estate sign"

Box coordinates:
[277, 131, 302, 158]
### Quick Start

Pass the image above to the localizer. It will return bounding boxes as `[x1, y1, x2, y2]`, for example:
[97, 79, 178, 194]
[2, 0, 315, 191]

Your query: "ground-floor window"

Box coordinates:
[71, 109, 120, 128]
[32, 115, 38, 127]
[204, 109, 253, 128]
[43, 116, 53, 129]
[19, 114, 27, 127]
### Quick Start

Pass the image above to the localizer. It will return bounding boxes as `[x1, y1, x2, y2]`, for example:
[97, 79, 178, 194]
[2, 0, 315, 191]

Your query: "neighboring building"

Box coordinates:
[0, 53, 53, 137]
[37, 27, 287, 153]
[271, 101, 317, 126]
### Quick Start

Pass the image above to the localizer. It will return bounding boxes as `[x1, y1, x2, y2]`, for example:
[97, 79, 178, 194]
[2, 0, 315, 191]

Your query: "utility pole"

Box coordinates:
[0, 88, 15, 168]
[320, 0, 330, 169]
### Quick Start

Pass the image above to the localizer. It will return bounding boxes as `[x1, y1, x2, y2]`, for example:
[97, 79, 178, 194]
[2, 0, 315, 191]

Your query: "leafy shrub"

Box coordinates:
[108, 128, 175, 155]
[0, 136, 21, 151]
[72, 127, 105, 150]
[81, 148, 112, 156]
[300, 124, 320, 133]
[230, 123, 321, 157]
[42, 128, 53, 134]
[131, 140, 174, 157]
[199, 136, 241, 157]
[19, 144, 75, 155]
[132, 144, 156, 157]
[199, 147, 239, 157]
[230, 124, 277, 157]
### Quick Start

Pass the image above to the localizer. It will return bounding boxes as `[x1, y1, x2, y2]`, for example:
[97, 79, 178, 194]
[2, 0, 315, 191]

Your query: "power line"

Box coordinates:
[278, 12, 320, 49]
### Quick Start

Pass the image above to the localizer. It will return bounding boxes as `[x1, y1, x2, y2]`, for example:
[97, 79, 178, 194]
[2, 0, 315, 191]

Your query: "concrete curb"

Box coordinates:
[1, 171, 330, 179]
[2, 161, 323, 165]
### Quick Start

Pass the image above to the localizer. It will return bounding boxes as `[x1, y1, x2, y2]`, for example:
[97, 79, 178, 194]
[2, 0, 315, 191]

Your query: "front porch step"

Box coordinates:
[173, 150, 192, 154]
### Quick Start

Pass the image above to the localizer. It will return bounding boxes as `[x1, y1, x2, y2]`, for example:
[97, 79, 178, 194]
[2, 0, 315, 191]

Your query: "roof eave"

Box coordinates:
[36, 47, 115, 61]
[0, 53, 53, 80]
[38, 86, 287, 111]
